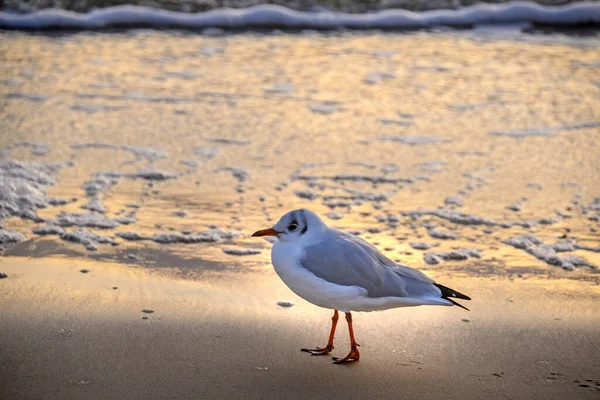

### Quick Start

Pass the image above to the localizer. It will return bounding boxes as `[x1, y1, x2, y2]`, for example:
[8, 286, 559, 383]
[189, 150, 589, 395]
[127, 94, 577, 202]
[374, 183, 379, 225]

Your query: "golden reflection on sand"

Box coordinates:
[0, 31, 599, 320]
[2, 256, 599, 324]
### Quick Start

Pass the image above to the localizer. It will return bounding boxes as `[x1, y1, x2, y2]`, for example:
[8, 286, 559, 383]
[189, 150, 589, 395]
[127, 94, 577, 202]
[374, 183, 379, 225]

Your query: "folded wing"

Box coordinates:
[299, 230, 442, 299]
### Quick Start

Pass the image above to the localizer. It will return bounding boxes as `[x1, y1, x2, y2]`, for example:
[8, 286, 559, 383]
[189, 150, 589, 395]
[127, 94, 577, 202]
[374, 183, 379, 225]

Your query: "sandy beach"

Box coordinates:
[1, 257, 600, 399]
[1, 28, 599, 399]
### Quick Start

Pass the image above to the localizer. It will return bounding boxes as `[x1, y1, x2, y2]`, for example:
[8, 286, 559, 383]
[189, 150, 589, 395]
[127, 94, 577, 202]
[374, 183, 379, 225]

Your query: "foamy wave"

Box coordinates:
[0, 2, 599, 29]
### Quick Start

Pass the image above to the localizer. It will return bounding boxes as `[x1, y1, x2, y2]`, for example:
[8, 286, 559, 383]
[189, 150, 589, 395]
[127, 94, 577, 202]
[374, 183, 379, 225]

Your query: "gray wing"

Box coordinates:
[299, 230, 441, 299]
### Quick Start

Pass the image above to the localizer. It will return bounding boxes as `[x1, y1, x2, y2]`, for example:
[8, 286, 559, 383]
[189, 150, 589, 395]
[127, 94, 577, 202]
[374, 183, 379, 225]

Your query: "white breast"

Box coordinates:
[271, 240, 368, 312]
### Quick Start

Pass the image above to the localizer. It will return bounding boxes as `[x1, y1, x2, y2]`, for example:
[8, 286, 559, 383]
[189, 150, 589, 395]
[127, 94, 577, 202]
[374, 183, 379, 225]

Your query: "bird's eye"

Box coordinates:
[288, 223, 298, 231]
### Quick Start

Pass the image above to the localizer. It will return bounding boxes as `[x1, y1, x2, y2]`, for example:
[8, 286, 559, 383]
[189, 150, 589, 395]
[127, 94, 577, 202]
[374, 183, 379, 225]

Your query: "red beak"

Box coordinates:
[252, 228, 279, 237]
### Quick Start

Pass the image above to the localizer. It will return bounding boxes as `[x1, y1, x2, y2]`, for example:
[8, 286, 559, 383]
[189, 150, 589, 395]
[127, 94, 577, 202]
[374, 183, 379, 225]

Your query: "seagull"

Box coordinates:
[252, 209, 471, 364]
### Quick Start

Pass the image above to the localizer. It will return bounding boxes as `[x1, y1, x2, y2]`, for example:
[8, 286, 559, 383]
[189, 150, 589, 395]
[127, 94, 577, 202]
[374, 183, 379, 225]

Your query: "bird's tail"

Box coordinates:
[434, 283, 471, 311]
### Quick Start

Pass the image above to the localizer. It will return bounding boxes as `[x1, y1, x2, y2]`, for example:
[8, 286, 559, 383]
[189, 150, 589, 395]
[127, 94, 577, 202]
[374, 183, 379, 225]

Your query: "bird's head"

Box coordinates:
[252, 208, 327, 243]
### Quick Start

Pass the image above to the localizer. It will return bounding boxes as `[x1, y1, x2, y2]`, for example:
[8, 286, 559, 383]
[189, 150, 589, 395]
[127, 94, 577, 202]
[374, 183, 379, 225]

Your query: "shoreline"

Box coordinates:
[1, 25, 599, 399]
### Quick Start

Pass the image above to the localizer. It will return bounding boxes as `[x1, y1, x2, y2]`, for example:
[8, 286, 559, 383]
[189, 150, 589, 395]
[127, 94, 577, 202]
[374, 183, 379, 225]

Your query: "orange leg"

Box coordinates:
[332, 312, 360, 364]
[301, 310, 339, 356]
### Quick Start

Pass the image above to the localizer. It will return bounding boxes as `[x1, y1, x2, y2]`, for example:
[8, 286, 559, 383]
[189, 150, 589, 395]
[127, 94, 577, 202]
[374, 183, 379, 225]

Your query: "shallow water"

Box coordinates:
[1, 29, 599, 284]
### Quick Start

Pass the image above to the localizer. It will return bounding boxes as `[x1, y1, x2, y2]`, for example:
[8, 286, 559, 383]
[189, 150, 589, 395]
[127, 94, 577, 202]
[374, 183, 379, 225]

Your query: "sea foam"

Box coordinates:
[0, 2, 599, 30]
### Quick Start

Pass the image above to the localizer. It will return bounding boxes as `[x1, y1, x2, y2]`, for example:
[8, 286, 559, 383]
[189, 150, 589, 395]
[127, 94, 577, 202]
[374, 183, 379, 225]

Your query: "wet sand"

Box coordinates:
[1, 29, 599, 398]
[1, 30, 599, 275]
[1, 257, 599, 400]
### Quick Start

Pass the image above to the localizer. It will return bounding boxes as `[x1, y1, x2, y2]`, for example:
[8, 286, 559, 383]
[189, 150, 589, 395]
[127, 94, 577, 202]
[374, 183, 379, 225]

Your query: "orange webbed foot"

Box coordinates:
[332, 345, 360, 364]
[301, 345, 334, 356]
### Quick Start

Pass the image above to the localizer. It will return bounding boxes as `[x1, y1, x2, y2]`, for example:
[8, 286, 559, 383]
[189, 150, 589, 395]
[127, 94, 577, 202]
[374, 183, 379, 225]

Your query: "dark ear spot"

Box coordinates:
[300, 212, 308, 235]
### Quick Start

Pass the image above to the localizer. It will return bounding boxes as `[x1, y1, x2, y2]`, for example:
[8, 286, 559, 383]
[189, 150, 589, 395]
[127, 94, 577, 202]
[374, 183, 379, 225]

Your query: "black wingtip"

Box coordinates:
[434, 283, 471, 311]
[447, 298, 470, 311]
[434, 283, 471, 300]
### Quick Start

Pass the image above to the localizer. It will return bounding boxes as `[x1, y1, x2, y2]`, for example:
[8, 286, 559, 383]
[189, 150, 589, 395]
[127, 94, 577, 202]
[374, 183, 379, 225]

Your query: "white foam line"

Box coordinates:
[1, 2, 599, 30]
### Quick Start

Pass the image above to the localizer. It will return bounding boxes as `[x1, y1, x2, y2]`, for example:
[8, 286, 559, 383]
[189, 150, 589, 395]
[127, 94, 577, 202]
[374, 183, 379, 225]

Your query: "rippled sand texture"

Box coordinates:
[1, 30, 599, 279]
